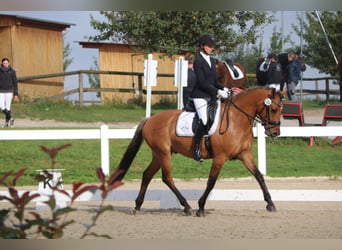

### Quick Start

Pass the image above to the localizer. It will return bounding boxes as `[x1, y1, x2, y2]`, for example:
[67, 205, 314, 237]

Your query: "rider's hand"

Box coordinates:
[223, 87, 230, 96]
[217, 89, 228, 99]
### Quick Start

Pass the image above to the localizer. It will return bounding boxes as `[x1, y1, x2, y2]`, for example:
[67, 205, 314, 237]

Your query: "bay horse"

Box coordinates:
[216, 60, 247, 89]
[109, 87, 284, 217]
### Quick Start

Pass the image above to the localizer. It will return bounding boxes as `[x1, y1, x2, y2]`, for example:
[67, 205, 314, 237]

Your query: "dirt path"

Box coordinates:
[5, 177, 341, 239]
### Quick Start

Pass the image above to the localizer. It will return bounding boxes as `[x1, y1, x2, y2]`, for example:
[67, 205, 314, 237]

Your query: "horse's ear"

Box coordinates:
[270, 87, 276, 97]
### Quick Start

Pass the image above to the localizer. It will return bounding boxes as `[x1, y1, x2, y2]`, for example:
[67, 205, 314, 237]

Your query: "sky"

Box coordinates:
[0, 11, 338, 100]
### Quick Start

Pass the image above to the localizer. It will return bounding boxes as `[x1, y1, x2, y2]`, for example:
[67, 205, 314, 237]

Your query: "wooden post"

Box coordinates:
[79, 73, 84, 107]
[325, 78, 330, 102]
[138, 74, 143, 104]
[315, 80, 319, 100]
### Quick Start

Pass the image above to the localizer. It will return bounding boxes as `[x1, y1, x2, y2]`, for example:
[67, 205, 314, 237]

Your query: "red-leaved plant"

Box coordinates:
[0, 144, 123, 239]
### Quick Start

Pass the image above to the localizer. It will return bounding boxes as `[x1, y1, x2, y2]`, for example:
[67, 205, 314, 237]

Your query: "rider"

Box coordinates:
[190, 34, 230, 162]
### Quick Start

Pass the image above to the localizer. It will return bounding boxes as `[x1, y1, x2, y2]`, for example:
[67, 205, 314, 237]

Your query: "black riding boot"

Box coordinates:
[192, 120, 205, 162]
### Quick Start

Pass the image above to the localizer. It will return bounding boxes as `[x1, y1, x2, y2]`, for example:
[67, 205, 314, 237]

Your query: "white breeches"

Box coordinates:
[193, 98, 209, 125]
[268, 83, 281, 92]
[0, 92, 13, 111]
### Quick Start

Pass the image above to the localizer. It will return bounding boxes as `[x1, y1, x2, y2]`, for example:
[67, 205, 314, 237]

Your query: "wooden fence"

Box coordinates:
[18, 70, 341, 106]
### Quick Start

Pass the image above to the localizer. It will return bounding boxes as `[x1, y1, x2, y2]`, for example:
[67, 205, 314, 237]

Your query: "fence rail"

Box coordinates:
[1, 124, 342, 208]
[18, 70, 341, 106]
[1, 124, 341, 176]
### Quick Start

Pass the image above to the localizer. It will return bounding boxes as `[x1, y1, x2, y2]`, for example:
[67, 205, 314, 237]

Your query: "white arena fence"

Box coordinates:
[0, 123, 341, 209]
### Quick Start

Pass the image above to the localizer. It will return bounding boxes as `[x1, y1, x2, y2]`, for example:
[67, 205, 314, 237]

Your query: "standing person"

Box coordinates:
[182, 55, 196, 109]
[338, 54, 342, 102]
[190, 34, 229, 162]
[0, 58, 18, 127]
[265, 53, 283, 91]
[286, 53, 302, 101]
[277, 52, 295, 90]
[256, 55, 268, 86]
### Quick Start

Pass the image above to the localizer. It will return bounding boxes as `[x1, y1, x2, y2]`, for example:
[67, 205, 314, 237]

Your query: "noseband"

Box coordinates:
[260, 97, 283, 130]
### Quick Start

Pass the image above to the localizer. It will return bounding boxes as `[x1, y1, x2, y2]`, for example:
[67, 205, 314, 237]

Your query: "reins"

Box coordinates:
[218, 91, 283, 135]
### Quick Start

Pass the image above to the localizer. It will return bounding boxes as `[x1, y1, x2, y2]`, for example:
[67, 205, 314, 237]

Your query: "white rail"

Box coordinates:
[1, 125, 342, 208]
[0, 124, 341, 176]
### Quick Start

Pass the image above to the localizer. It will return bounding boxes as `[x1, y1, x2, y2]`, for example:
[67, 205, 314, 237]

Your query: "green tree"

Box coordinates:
[225, 28, 293, 75]
[63, 31, 73, 71]
[293, 11, 341, 76]
[89, 11, 274, 57]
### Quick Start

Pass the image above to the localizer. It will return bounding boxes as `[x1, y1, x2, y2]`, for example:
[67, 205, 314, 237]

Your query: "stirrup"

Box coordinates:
[192, 150, 203, 162]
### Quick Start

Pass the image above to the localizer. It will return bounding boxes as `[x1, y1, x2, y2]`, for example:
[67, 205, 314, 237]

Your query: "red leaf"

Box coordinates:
[0, 170, 13, 184]
[29, 211, 42, 220]
[9, 187, 19, 200]
[72, 182, 84, 193]
[71, 185, 98, 201]
[57, 143, 72, 151]
[13, 168, 27, 186]
[55, 188, 70, 198]
[96, 168, 105, 183]
[108, 180, 124, 191]
[18, 192, 40, 207]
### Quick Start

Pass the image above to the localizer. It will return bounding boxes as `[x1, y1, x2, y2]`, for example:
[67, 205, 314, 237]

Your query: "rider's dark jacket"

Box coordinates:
[190, 53, 225, 101]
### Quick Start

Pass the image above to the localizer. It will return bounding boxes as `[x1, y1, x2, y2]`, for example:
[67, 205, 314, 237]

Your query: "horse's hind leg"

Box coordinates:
[161, 162, 192, 215]
[134, 157, 161, 211]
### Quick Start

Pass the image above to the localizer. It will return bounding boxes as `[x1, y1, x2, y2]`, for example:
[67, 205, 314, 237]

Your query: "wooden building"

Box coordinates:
[0, 14, 72, 100]
[79, 41, 185, 104]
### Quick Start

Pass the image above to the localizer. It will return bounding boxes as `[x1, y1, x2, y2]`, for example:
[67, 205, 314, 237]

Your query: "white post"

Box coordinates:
[145, 54, 152, 118]
[175, 57, 188, 110]
[100, 124, 110, 176]
[257, 123, 267, 175]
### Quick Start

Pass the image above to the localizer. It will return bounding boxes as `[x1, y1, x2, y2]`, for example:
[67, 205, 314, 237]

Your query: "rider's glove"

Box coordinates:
[217, 89, 228, 99]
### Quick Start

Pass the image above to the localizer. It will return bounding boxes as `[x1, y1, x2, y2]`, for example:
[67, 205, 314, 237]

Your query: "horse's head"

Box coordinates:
[257, 88, 285, 137]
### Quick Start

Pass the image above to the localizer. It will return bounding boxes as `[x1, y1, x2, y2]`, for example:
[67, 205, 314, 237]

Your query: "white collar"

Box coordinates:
[200, 51, 211, 68]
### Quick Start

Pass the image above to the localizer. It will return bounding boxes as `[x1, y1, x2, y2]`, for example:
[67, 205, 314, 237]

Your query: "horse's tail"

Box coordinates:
[108, 118, 149, 184]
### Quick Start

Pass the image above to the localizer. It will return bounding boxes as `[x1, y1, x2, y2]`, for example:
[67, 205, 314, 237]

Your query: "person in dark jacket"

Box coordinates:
[265, 53, 283, 91]
[0, 58, 18, 127]
[190, 34, 229, 162]
[286, 54, 302, 101]
[338, 54, 342, 102]
[182, 55, 196, 109]
[277, 52, 295, 90]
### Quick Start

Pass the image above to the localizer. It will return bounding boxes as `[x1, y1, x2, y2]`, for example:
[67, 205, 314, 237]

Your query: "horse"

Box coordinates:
[109, 87, 284, 217]
[216, 59, 247, 90]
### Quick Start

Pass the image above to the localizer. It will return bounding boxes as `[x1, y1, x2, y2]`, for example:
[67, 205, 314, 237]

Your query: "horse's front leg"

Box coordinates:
[197, 160, 224, 217]
[254, 169, 276, 212]
[196, 176, 217, 217]
[239, 150, 276, 212]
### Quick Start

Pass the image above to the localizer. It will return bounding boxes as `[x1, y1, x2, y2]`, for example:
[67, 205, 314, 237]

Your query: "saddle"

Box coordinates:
[176, 99, 221, 137]
[224, 59, 244, 80]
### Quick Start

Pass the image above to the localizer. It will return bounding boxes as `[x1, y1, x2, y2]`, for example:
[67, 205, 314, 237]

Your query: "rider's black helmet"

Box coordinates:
[198, 34, 216, 47]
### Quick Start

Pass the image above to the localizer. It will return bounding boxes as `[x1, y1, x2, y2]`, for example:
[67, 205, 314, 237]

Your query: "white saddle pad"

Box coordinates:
[176, 99, 221, 137]
[225, 62, 244, 80]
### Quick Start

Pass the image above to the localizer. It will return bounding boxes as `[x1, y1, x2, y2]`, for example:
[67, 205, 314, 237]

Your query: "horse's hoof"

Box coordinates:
[266, 204, 277, 212]
[183, 209, 192, 216]
[131, 208, 140, 215]
[196, 210, 205, 217]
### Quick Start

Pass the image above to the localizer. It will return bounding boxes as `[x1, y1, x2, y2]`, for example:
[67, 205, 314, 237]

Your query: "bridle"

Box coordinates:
[219, 92, 283, 134]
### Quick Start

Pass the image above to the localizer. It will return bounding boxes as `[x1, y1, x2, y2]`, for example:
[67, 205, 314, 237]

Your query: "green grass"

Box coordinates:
[11, 99, 178, 123]
[0, 137, 341, 186]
